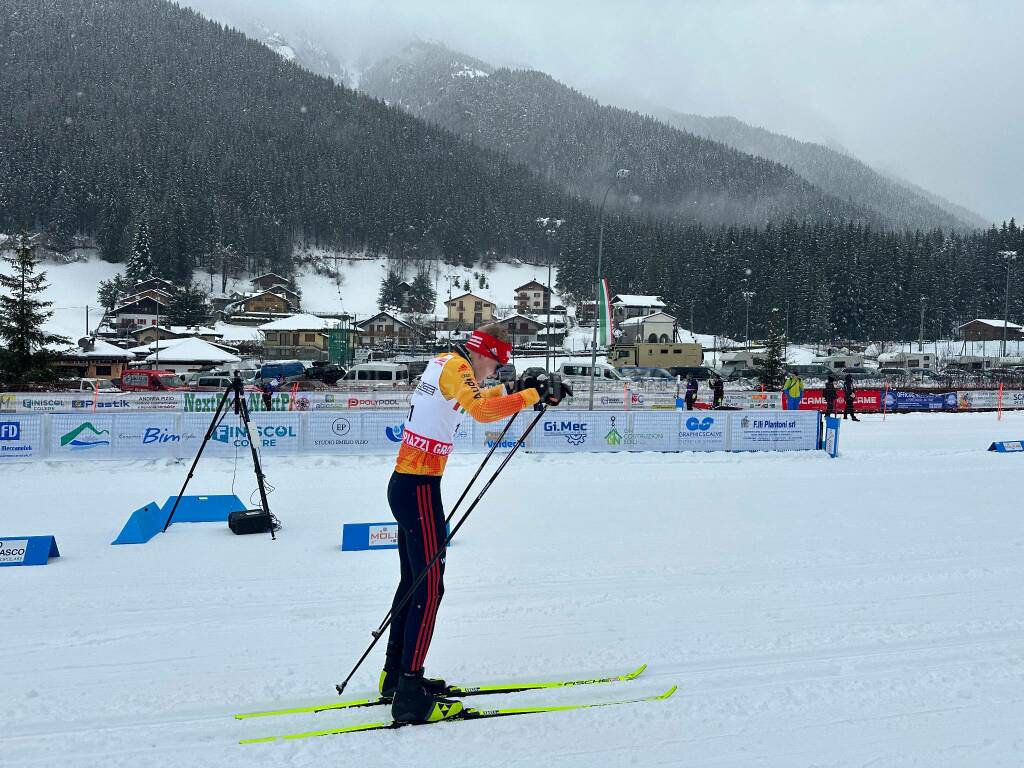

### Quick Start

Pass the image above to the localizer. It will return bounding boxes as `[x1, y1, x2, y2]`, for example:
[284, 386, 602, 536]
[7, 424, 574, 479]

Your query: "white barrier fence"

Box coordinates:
[0, 388, 786, 413]
[0, 410, 822, 462]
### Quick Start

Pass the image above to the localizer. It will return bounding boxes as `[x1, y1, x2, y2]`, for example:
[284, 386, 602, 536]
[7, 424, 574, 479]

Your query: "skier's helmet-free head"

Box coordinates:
[465, 324, 512, 381]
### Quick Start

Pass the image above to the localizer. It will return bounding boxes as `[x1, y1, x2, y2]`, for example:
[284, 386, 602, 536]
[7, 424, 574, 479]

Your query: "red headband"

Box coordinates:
[466, 330, 512, 364]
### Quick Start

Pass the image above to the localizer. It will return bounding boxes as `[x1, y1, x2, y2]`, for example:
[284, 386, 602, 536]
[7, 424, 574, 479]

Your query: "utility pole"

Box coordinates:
[999, 250, 1018, 357]
[918, 295, 926, 352]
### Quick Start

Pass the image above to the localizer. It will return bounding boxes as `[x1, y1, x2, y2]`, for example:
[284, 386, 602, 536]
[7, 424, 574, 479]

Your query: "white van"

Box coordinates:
[556, 362, 624, 381]
[342, 362, 410, 383]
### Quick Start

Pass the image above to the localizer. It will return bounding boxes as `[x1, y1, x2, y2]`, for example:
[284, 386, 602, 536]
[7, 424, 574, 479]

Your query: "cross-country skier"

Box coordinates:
[381, 323, 569, 724]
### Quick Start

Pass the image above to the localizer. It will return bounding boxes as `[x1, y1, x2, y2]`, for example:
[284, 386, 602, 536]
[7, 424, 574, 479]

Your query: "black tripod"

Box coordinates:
[162, 372, 276, 539]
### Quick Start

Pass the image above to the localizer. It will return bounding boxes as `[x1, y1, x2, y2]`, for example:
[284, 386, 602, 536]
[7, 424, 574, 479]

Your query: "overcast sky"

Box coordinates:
[186, 0, 1022, 224]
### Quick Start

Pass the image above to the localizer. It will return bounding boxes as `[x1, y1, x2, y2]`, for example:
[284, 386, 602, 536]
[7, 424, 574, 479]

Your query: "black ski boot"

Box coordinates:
[379, 667, 449, 700]
[391, 671, 463, 724]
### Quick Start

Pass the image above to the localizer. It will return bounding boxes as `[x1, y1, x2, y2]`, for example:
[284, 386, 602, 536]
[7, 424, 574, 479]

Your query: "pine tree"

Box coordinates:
[408, 270, 437, 314]
[378, 271, 404, 311]
[125, 217, 154, 287]
[0, 233, 68, 380]
[167, 283, 209, 326]
[97, 277, 121, 310]
[757, 307, 786, 390]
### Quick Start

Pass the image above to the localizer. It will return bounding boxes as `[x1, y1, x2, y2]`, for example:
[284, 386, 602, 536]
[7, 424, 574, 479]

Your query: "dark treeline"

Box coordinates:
[0, 0, 588, 281]
[554, 217, 1024, 344]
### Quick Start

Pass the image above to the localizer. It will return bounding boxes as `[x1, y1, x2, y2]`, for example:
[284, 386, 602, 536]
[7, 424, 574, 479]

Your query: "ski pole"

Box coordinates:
[445, 412, 518, 525]
[335, 405, 547, 695]
[372, 412, 520, 635]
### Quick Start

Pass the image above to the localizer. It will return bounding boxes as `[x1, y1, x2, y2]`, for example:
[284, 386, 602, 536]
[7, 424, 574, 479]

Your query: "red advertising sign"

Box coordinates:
[798, 389, 884, 413]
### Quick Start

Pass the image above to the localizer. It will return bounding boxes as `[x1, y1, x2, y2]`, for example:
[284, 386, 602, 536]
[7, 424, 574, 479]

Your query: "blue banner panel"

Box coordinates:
[342, 522, 400, 551]
[0, 535, 60, 566]
[989, 440, 1024, 452]
[162, 494, 246, 523]
[111, 502, 165, 545]
[824, 416, 841, 458]
[884, 391, 958, 411]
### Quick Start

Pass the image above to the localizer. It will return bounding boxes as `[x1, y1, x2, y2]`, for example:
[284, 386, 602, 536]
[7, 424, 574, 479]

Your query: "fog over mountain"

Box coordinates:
[183, 0, 1021, 225]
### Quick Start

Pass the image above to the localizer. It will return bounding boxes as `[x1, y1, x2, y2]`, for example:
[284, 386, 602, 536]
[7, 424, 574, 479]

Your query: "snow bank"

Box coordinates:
[4, 411, 1024, 766]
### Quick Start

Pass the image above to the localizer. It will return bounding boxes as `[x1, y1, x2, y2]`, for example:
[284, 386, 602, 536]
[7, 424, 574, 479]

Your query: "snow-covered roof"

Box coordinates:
[258, 313, 339, 331]
[619, 311, 676, 326]
[144, 337, 240, 364]
[445, 292, 495, 306]
[495, 313, 544, 326]
[168, 325, 221, 336]
[213, 322, 264, 342]
[958, 318, 1024, 330]
[357, 311, 412, 329]
[57, 338, 134, 359]
[611, 294, 665, 308]
[514, 280, 549, 292]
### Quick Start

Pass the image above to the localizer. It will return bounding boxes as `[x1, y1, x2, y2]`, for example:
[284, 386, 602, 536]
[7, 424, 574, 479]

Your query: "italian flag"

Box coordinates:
[597, 278, 614, 346]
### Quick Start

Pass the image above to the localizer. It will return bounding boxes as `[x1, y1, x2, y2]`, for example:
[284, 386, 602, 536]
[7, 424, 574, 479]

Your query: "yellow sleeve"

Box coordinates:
[439, 357, 540, 423]
[482, 383, 508, 399]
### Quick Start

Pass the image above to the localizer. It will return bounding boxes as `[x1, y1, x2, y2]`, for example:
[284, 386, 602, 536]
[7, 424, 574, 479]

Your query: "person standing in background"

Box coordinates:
[843, 373, 860, 421]
[823, 375, 837, 418]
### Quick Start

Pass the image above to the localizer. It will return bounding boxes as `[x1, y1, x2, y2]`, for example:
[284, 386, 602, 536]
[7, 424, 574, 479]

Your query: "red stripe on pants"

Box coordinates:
[411, 484, 439, 671]
[413, 484, 441, 670]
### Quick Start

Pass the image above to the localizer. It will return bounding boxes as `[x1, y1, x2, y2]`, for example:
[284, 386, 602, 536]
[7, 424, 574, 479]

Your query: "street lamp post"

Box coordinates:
[589, 169, 630, 410]
[999, 250, 1018, 358]
[741, 290, 756, 351]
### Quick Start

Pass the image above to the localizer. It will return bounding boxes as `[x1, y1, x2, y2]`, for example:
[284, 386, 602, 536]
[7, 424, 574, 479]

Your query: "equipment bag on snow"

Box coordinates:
[228, 509, 278, 535]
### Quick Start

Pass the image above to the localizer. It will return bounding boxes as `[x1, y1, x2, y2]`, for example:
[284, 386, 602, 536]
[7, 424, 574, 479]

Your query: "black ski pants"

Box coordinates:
[385, 472, 447, 674]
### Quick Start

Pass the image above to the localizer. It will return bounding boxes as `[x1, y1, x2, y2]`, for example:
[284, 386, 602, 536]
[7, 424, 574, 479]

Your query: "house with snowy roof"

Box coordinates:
[356, 311, 422, 347]
[610, 294, 667, 324]
[956, 318, 1024, 342]
[53, 337, 135, 380]
[258, 314, 339, 360]
[514, 280, 552, 313]
[444, 293, 496, 330]
[617, 312, 678, 344]
[142, 337, 241, 373]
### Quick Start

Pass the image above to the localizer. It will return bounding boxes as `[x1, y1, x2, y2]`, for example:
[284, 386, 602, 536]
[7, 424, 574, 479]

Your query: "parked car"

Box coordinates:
[64, 377, 122, 393]
[258, 360, 306, 383]
[119, 369, 187, 391]
[305, 361, 346, 386]
[724, 367, 760, 382]
[667, 366, 715, 381]
[789, 363, 833, 379]
[342, 362, 411, 383]
[618, 366, 676, 382]
[556, 362, 624, 381]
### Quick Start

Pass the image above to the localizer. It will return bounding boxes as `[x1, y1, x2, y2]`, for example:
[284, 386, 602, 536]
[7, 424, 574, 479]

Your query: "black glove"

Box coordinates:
[535, 373, 572, 407]
[515, 370, 541, 393]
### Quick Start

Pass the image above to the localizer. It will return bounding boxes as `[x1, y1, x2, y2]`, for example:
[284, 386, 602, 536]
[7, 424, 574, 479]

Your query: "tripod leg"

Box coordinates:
[235, 384, 276, 540]
[162, 383, 232, 532]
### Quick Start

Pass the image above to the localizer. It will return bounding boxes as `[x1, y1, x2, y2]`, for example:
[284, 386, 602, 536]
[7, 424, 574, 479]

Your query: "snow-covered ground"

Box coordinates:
[4, 411, 1024, 766]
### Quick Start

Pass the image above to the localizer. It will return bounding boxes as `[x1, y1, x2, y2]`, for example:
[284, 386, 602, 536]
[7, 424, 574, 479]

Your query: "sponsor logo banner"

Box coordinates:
[51, 414, 114, 456]
[958, 389, 1024, 410]
[0, 538, 29, 564]
[729, 411, 819, 452]
[0, 416, 40, 459]
[678, 414, 727, 451]
[883, 390, 957, 411]
[798, 389, 883, 413]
